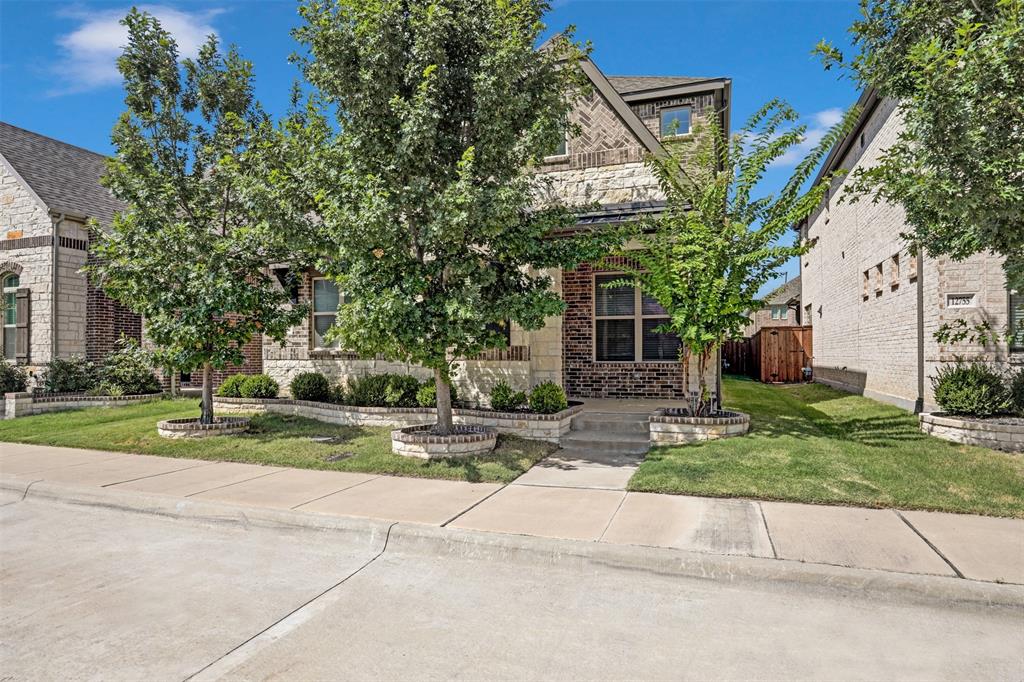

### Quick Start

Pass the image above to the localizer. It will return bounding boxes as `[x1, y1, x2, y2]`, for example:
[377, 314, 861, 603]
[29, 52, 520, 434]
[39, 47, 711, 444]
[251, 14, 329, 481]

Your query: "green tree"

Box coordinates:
[287, 0, 611, 434]
[88, 10, 306, 424]
[817, 0, 1024, 291]
[606, 101, 857, 415]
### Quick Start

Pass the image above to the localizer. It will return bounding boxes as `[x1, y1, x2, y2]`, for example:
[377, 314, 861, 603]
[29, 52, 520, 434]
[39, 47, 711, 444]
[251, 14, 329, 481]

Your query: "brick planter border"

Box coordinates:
[157, 416, 251, 439]
[391, 424, 497, 460]
[920, 413, 1024, 453]
[649, 409, 751, 445]
[3, 391, 163, 420]
[212, 397, 581, 444]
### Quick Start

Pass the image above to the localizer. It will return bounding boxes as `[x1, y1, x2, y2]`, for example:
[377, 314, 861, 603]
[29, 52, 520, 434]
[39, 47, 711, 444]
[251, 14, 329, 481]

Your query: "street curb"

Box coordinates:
[3, 475, 1022, 611]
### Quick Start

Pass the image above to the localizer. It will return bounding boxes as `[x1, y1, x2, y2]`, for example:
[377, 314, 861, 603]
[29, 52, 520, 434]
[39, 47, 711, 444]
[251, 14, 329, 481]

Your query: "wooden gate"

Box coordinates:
[751, 326, 812, 383]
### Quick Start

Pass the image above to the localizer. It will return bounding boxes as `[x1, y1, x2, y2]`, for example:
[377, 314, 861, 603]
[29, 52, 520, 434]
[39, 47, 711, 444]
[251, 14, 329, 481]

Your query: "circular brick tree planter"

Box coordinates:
[920, 413, 1024, 453]
[650, 408, 750, 446]
[391, 424, 497, 460]
[157, 416, 251, 439]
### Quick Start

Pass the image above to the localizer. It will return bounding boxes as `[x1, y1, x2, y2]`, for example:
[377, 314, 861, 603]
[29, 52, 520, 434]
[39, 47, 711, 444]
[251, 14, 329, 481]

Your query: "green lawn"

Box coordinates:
[630, 376, 1024, 518]
[0, 398, 554, 484]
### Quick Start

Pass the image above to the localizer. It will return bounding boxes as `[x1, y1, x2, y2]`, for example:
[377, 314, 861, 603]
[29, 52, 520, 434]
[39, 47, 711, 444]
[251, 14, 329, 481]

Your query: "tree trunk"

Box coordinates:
[434, 367, 453, 436]
[200, 362, 214, 425]
[715, 346, 722, 411]
[168, 367, 178, 398]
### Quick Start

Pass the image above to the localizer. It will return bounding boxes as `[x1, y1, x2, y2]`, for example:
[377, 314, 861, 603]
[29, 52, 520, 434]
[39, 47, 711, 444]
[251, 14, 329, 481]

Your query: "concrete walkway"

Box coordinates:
[2, 441, 1022, 585]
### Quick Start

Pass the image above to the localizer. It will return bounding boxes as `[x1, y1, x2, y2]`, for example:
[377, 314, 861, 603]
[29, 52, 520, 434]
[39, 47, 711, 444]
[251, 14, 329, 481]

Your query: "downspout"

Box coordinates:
[915, 250, 925, 413]
[51, 213, 64, 362]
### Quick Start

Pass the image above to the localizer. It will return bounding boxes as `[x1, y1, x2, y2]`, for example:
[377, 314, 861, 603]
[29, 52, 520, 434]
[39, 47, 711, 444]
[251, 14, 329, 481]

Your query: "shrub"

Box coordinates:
[1009, 368, 1024, 416]
[528, 381, 568, 414]
[329, 382, 349, 405]
[384, 374, 421, 407]
[101, 339, 160, 394]
[490, 380, 526, 412]
[216, 373, 248, 398]
[39, 356, 97, 393]
[931, 361, 1012, 417]
[290, 372, 332, 402]
[0, 358, 27, 395]
[416, 379, 457, 408]
[346, 373, 421, 407]
[239, 374, 279, 399]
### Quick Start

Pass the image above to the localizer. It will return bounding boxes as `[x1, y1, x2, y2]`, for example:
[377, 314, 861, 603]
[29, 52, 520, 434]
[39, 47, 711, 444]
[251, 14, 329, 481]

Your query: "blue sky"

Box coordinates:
[0, 0, 862, 290]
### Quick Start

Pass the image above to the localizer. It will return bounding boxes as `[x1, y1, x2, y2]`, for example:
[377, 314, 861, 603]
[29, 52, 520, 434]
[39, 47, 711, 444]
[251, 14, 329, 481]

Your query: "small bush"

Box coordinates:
[290, 372, 332, 402]
[0, 358, 27, 395]
[39, 356, 97, 393]
[931, 361, 1012, 418]
[490, 380, 526, 412]
[1009, 368, 1024, 416]
[416, 379, 457, 408]
[216, 373, 248, 398]
[528, 381, 568, 414]
[329, 383, 349, 405]
[346, 373, 421, 407]
[101, 339, 160, 394]
[239, 374, 279, 399]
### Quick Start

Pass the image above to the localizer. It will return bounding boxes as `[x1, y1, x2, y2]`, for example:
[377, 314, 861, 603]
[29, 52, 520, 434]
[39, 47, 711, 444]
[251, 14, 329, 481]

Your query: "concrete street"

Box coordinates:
[2, 494, 1022, 681]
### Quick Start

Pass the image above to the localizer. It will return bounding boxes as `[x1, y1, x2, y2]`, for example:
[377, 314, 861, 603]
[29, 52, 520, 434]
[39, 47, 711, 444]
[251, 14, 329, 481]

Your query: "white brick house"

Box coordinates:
[798, 90, 1022, 412]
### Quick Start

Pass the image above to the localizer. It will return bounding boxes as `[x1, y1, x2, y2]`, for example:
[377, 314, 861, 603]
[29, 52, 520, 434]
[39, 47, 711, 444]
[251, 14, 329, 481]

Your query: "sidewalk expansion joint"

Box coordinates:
[182, 521, 398, 682]
[100, 461, 215, 488]
[596, 491, 629, 542]
[0, 478, 43, 507]
[289, 476, 382, 511]
[757, 502, 778, 559]
[895, 510, 964, 579]
[439, 483, 509, 527]
[183, 469, 287, 498]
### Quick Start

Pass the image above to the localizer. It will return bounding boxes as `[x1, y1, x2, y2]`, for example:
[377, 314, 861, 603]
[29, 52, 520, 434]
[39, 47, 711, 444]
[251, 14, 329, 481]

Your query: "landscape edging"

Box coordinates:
[920, 412, 1024, 453]
[3, 392, 164, 420]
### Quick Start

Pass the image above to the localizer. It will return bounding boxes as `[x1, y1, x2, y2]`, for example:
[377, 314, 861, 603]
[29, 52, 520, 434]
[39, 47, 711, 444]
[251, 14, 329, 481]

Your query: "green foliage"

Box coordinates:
[239, 374, 279, 399]
[87, 10, 307, 423]
[101, 338, 160, 395]
[278, 0, 615, 432]
[290, 372, 332, 403]
[216, 373, 249, 398]
[346, 373, 421, 408]
[817, 0, 1024, 291]
[490, 380, 526, 412]
[931, 361, 1012, 417]
[0, 359, 27, 395]
[528, 381, 568, 414]
[607, 100, 856, 414]
[1009, 368, 1024, 415]
[40, 356, 98, 394]
[416, 380, 457, 409]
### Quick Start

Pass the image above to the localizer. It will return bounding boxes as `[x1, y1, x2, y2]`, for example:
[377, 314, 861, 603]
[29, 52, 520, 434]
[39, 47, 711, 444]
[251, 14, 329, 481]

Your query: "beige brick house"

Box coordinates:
[262, 58, 732, 404]
[744, 276, 802, 337]
[798, 90, 1022, 412]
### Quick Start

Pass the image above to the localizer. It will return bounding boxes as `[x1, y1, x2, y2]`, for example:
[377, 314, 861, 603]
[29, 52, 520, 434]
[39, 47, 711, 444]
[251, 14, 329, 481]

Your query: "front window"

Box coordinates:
[1011, 290, 1023, 352]
[2, 273, 17, 361]
[594, 274, 680, 362]
[770, 304, 788, 321]
[660, 106, 691, 138]
[545, 128, 568, 159]
[312, 278, 340, 349]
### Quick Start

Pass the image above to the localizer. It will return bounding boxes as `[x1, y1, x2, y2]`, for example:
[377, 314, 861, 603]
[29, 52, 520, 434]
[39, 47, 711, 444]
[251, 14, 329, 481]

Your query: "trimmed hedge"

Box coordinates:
[216, 373, 249, 398]
[290, 372, 332, 402]
[931, 361, 1012, 417]
[240, 374, 279, 399]
[528, 381, 568, 414]
[490, 380, 526, 412]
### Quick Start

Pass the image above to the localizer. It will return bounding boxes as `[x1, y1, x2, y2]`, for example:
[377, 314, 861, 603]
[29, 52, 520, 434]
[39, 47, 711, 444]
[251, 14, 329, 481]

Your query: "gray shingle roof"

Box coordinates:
[607, 75, 712, 94]
[765, 276, 801, 304]
[0, 121, 124, 226]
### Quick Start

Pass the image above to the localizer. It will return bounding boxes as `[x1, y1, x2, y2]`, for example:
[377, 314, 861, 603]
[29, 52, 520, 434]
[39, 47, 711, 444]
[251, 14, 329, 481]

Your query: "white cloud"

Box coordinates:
[52, 5, 223, 94]
[771, 107, 844, 168]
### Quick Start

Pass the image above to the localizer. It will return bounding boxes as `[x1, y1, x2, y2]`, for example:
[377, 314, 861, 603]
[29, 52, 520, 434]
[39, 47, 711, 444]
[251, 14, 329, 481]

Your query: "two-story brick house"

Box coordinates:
[798, 89, 1022, 412]
[261, 57, 732, 404]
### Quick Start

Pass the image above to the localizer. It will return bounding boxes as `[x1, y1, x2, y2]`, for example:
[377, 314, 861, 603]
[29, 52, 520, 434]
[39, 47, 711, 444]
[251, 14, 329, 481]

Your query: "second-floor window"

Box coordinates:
[660, 106, 691, 138]
[312, 277, 340, 349]
[594, 274, 680, 362]
[770, 304, 788, 321]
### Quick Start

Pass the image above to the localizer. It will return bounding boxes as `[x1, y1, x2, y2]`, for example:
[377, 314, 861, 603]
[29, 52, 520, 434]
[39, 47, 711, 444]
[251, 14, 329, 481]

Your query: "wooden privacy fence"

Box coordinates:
[724, 326, 813, 384]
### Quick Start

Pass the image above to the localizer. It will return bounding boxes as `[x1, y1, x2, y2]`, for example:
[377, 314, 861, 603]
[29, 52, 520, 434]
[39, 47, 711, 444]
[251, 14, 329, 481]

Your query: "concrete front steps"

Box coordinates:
[513, 412, 651, 490]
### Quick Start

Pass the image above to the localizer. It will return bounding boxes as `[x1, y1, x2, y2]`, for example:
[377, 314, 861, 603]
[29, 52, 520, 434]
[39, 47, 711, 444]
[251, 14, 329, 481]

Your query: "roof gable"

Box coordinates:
[0, 122, 124, 225]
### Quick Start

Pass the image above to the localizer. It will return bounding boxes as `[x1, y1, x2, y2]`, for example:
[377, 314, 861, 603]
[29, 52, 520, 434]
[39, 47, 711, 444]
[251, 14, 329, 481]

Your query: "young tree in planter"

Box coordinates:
[287, 0, 611, 434]
[88, 10, 307, 424]
[606, 101, 857, 415]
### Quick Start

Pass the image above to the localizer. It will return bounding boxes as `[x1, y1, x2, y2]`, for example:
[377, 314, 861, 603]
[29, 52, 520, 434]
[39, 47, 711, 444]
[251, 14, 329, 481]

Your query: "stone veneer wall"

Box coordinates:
[801, 98, 1018, 411]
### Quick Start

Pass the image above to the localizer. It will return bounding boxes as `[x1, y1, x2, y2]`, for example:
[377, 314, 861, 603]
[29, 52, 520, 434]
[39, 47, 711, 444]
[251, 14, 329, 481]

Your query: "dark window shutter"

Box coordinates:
[15, 287, 29, 363]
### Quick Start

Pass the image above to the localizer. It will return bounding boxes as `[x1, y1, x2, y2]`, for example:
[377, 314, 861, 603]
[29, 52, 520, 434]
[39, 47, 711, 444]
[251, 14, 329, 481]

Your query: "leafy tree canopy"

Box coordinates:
[817, 0, 1024, 291]
[89, 9, 307, 422]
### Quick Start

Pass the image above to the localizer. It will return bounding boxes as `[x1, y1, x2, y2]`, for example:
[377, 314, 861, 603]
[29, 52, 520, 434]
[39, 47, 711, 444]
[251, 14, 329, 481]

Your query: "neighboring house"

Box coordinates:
[744, 276, 801, 337]
[0, 122, 262, 389]
[262, 59, 732, 404]
[798, 90, 1022, 412]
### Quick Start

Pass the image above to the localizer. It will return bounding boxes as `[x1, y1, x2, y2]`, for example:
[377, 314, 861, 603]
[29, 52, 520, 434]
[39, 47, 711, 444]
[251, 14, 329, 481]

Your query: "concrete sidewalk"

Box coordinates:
[2, 441, 1022, 585]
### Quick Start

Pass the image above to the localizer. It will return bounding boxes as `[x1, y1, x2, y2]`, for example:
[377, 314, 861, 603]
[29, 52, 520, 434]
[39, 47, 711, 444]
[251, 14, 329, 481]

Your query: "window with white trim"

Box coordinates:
[594, 274, 680, 362]
[312, 277, 340, 349]
[1010, 290, 1023, 352]
[660, 106, 691, 138]
[2, 273, 17, 361]
[770, 304, 788, 321]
